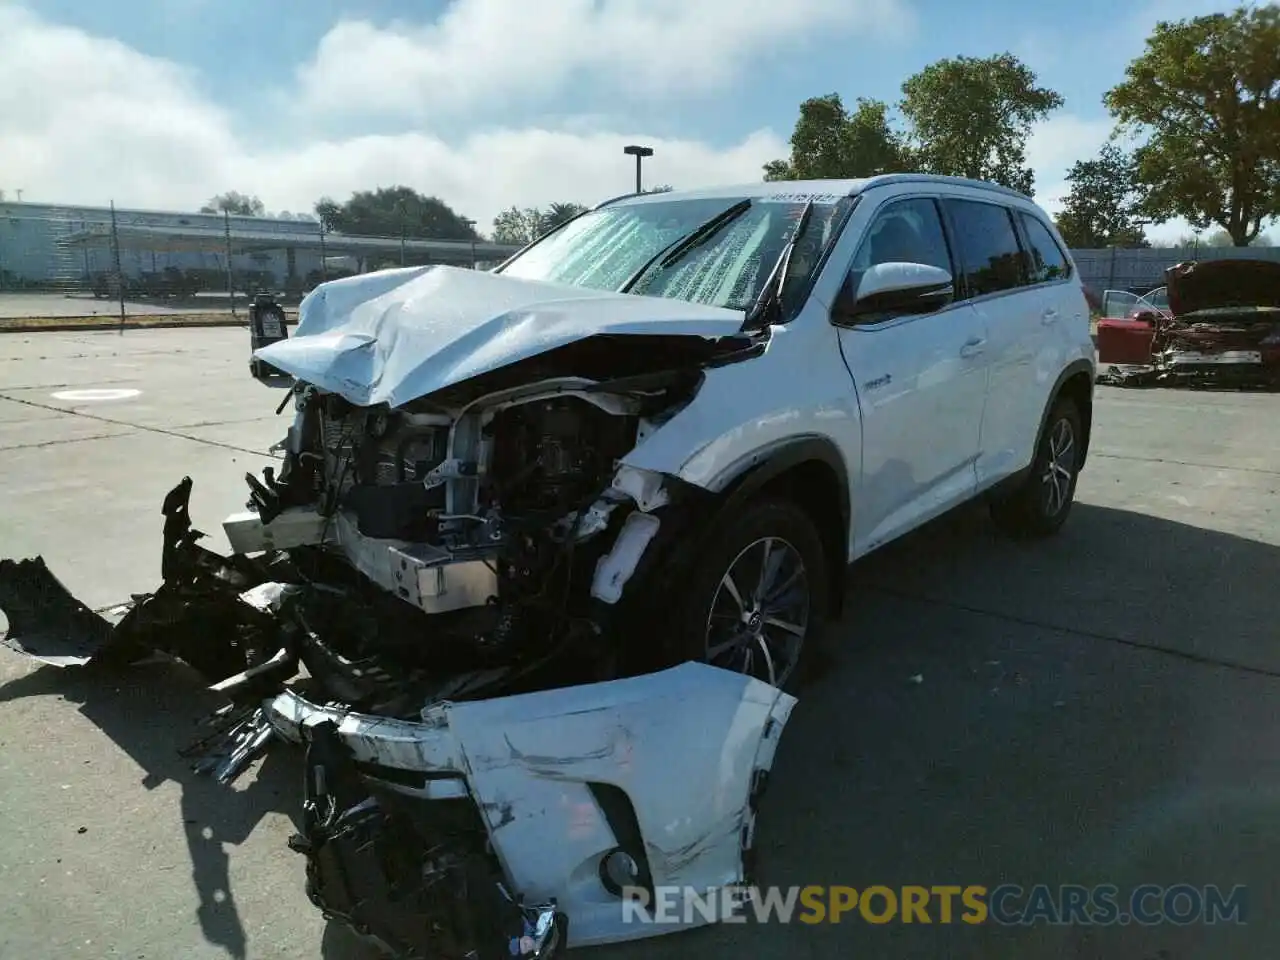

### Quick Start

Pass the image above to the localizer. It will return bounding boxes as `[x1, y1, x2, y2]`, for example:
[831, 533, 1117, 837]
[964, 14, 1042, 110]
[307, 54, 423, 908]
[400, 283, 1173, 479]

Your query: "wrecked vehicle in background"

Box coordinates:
[2, 174, 1097, 957]
[1097, 259, 1280, 386]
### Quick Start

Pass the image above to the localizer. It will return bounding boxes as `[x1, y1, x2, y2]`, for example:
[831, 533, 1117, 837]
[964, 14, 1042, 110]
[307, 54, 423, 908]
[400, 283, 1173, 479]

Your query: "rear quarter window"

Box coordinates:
[1018, 212, 1072, 283]
[941, 199, 1026, 298]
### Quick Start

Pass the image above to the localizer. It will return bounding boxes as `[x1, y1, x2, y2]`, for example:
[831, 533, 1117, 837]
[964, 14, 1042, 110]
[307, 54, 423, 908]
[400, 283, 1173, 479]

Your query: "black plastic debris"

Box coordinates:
[2, 474, 583, 959]
[0, 477, 286, 682]
[0, 557, 134, 668]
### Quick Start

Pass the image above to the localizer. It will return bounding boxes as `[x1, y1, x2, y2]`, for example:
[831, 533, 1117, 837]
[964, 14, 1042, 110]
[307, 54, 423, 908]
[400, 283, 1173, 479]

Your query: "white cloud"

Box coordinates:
[4, 0, 1254, 250]
[1025, 114, 1115, 211]
[0, 4, 788, 229]
[294, 0, 917, 122]
[236, 128, 790, 222]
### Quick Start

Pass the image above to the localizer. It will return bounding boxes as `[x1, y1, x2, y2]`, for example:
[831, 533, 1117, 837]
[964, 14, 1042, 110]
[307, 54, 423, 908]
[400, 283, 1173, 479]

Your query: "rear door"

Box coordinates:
[939, 198, 1043, 486]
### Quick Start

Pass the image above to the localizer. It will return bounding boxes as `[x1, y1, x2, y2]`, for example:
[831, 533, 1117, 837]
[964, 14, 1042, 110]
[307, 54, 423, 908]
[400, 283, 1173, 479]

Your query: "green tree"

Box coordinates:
[1054, 145, 1149, 248]
[899, 53, 1063, 194]
[764, 94, 911, 181]
[545, 202, 589, 228]
[312, 187, 479, 240]
[492, 207, 547, 245]
[492, 202, 591, 245]
[1151, 229, 1274, 248]
[1204, 229, 1274, 247]
[201, 191, 265, 216]
[1105, 6, 1280, 246]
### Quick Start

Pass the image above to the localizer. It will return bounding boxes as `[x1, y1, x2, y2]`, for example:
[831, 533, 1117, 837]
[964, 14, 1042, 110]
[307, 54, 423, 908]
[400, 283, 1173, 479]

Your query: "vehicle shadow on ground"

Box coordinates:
[0, 659, 300, 960]
[580, 502, 1280, 960]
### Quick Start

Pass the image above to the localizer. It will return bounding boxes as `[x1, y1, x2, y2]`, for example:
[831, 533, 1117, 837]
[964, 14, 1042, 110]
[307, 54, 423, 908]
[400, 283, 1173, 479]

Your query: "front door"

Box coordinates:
[833, 196, 990, 554]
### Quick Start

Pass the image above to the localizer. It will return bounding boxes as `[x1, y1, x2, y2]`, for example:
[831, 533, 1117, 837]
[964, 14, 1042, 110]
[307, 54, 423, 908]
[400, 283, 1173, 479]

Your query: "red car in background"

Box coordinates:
[1095, 259, 1280, 384]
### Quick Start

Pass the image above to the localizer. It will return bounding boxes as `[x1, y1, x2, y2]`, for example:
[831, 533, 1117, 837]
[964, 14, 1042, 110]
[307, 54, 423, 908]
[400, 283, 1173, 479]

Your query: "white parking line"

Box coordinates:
[50, 388, 142, 402]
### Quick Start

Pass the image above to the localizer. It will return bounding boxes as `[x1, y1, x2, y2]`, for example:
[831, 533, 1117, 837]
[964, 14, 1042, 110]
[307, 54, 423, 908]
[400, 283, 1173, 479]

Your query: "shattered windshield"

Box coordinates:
[495, 194, 855, 314]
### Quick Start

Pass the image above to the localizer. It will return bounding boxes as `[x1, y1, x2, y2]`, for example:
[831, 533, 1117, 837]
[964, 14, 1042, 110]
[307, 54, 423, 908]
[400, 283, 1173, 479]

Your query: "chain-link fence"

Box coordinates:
[4, 197, 1278, 326]
[0, 199, 520, 325]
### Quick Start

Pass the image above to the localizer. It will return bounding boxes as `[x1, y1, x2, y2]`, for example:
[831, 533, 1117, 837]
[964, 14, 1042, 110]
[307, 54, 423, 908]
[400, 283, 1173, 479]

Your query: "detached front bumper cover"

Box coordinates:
[0, 477, 799, 956]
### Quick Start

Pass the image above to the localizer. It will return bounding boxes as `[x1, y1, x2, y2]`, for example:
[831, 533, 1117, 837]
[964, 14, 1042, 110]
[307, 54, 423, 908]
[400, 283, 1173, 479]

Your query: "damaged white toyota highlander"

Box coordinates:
[0, 175, 1095, 958]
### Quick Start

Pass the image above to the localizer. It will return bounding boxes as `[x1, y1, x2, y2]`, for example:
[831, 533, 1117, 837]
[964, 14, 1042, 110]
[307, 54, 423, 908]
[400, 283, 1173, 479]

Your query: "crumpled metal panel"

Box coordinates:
[253, 265, 745, 408]
[265, 662, 797, 948]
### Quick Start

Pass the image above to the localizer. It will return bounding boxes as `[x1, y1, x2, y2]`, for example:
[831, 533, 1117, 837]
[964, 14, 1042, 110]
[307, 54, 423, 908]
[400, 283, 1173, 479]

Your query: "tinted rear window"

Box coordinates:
[942, 200, 1026, 298]
[1018, 212, 1071, 283]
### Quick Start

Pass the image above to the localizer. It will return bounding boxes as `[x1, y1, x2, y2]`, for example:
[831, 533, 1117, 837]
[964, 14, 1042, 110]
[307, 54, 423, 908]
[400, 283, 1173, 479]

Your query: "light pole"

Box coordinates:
[623, 145, 654, 194]
[461, 217, 478, 269]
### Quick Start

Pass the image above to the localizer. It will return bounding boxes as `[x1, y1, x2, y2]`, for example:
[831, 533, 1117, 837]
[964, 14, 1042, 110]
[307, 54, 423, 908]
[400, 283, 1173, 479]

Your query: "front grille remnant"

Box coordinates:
[319, 410, 447, 495]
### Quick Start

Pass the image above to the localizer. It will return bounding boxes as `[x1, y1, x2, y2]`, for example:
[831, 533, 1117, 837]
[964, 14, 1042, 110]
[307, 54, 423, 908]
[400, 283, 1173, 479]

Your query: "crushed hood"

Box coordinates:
[255, 265, 747, 407]
[1166, 258, 1280, 317]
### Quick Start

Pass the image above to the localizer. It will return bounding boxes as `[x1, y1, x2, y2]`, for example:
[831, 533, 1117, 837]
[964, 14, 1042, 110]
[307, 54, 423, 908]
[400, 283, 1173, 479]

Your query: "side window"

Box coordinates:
[942, 200, 1026, 298]
[1018, 212, 1071, 283]
[851, 197, 952, 274]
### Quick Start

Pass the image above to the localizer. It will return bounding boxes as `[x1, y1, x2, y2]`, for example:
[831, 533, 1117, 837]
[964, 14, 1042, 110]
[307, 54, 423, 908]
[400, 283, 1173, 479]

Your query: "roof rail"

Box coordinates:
[861, 173, 1033, 201]
[593, 192, 644, 209]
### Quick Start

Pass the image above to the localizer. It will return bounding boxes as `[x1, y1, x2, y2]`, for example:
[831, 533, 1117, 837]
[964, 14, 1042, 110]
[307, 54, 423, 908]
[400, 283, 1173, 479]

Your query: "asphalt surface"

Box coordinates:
[1, 328, 1277, 960]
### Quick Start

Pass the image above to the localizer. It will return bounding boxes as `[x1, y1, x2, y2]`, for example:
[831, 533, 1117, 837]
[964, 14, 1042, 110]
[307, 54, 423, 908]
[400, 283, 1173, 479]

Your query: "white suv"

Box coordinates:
[229, 173, 1096, 696]
[0, 174, 1096, 954]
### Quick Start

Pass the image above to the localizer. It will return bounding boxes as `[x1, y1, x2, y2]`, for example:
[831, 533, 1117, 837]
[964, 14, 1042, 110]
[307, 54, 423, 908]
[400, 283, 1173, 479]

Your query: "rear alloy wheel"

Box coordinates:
[675, 499, 828, 692]
[990, 396, 1082, 538]
[1041, 417, 1076, 519]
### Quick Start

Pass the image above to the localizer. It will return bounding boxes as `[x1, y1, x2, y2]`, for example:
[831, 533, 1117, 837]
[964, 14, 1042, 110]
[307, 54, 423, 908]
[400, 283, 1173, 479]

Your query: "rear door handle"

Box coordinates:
[1042, 308, 1059, 324]
[960, 337, 986, 358]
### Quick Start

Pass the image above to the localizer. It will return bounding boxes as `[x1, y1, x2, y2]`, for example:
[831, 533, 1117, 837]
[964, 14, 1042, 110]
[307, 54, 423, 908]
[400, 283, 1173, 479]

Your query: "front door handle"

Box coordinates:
[960, 337, 986, 359]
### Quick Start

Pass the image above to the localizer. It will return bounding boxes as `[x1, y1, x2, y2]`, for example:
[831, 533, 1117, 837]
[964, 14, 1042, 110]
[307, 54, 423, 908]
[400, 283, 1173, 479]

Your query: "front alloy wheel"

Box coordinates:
[675, 498, 828, 692]
[705, 536, 810, 689]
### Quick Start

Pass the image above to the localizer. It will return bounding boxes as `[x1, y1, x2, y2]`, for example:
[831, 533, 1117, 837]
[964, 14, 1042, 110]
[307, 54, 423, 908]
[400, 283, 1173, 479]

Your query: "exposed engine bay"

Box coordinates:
[218, 370, 708, 708]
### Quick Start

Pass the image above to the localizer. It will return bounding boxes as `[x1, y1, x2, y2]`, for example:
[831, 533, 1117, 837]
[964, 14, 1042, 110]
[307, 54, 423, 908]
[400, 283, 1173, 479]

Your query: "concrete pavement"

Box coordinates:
[1, 328, 1277, 960]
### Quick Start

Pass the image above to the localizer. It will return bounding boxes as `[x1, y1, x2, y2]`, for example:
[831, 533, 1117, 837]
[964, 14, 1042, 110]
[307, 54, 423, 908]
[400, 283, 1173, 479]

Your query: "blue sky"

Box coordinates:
[1, 0, 1244, 239]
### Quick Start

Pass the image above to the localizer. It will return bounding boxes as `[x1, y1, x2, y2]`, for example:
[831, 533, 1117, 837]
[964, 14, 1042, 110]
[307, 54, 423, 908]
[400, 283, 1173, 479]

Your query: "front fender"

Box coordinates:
[620, 325, 861, 498]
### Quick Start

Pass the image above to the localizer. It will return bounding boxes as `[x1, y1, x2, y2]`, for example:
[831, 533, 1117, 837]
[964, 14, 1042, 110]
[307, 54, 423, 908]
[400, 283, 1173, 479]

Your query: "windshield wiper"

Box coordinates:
[744, 198, 815, 330]
[619, 199, 752, 294]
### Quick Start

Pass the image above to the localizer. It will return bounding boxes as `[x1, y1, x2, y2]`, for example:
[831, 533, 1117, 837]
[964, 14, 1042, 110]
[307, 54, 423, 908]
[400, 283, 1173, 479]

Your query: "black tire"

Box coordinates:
[989, 396, 1083, 538]
[670, 498, 829, 693]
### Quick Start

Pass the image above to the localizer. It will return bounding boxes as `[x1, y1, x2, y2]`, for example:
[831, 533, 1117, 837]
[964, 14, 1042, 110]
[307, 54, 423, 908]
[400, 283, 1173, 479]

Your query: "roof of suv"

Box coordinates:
[600, 174, 1033, 208]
